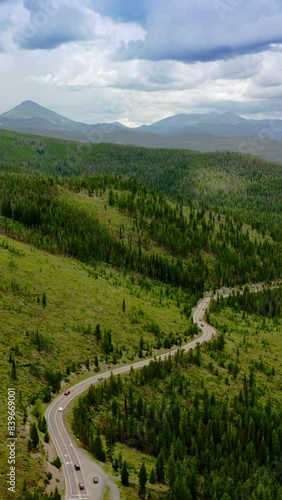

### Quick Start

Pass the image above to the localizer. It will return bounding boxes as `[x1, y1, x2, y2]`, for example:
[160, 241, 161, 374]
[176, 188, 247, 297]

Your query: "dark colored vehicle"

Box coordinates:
[93, 477, 99, 484]
[79, 482, 84, 490]
[64, 390, 70, 395]
[74, 464, 80, 471]
[196, 341, 200, 346]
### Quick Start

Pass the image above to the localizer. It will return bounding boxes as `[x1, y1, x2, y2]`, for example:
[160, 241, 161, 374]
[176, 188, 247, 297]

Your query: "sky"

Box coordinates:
[1, 0, 282, 126]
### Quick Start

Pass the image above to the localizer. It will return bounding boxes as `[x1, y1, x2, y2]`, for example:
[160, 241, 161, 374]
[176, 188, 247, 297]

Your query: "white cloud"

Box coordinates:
[1, 0, 282, 125]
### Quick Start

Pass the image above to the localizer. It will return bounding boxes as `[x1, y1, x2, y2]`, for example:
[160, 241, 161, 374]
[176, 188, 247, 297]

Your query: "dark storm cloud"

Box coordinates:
[15, 1, 89, 50]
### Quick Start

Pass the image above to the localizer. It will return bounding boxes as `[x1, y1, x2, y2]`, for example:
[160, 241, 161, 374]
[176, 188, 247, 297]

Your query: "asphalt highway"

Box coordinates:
[46, 294, 215, 499]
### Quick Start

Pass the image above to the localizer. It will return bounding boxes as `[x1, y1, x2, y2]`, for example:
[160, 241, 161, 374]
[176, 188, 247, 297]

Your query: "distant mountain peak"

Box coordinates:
[3, 100, 46, 113]
[21, 100, 39, 106]
[139, 111, 246, 132]
[0, 100, 75, 125]
[220, 111, 246, 123]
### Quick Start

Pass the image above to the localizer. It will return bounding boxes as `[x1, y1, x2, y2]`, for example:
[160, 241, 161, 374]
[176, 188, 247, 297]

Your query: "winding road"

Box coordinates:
[46, 294, 216, 500]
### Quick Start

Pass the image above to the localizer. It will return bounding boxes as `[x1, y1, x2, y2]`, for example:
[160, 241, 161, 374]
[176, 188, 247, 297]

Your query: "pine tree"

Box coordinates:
[105, 423, 116, 460]
[95, 323, 101, 343]
[38, 415, 47, 433]
[53, 486, 61, 500]
[121, 460, 129, 486]
[122, 299, 126, 313]
[149, 468, 156, 484]
[113, 457, 119, 472]
[11, 358, 17, 380]
[166, 455, 176, 489]
[156, 449, 165, 483]
[138, 462, 147, 497]
[102, 330, 113, 355]
[42, 292, 47, 309]
[93, 434, 106, 462]
[30, 422, 39, 449]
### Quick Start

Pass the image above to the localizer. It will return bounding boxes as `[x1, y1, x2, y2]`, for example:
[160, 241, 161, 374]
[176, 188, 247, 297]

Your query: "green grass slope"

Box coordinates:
[0, 235, 190, 499]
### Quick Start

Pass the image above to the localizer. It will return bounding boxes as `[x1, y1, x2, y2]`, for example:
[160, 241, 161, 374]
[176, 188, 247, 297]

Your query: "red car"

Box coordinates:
[79, 483, 84, 490]
[64, 390, 70, 395]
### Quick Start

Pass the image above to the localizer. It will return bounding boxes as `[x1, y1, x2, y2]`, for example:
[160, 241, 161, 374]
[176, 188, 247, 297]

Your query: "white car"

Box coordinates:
[58, 407, 63, 412]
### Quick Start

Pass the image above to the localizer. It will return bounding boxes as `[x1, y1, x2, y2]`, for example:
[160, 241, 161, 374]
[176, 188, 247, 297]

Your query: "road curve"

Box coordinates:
[46, 295, 215, 500]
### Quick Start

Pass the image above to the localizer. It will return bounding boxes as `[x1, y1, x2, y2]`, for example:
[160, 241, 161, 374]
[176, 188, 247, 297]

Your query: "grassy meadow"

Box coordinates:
[0, 234, 187, 498]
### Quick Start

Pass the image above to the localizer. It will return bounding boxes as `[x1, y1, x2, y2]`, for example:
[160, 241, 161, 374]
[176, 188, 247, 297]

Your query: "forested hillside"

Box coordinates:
[0, 173, 281, 293]
[0, 130, 282, 499]
[1, 130, 282, 242]
[73, 294, 282, 499]
[209, 286, 282, 318]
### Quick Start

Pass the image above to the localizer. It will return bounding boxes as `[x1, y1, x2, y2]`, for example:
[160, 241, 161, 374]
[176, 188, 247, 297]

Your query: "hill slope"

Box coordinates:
[1, 130, 282, 242]
[0, 232, 191, 499]
[0, 173, 281, 293]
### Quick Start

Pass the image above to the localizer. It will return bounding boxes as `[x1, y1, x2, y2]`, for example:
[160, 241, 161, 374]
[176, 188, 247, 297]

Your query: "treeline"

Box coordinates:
[210, 286, 282, 318]
[72, 349, 282, 499]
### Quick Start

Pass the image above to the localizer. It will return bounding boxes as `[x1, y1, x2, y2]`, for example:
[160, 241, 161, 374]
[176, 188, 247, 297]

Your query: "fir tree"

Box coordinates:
[138, 462, 147, 497]
[93, 434, 106, 462]
[121, 460, 129, 486]
[122, 298, 126, 313]
[149, 469, 156, 484]
[95, 324, 101, 343]
[30, 422, 39, 449]
[11, 358, 17, 380]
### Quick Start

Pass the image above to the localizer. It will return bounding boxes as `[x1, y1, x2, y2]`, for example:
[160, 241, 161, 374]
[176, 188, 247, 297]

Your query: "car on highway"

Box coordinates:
[58, 407, 63, 412]
[93, 477, 99, 484]
[78, 483, 84, 490]
[74, 464, 80, 470]
[98, 376, 103, 381]
[64, 390, 70, 395]
[201, 323, 204, 327]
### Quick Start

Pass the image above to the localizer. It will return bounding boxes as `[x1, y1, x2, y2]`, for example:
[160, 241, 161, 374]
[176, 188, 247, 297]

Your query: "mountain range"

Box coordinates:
[1, 100, 282, 162]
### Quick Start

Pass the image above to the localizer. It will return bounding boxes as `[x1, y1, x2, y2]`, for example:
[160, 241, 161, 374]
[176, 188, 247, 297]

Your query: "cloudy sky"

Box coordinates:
[1, 0, 282, 125]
